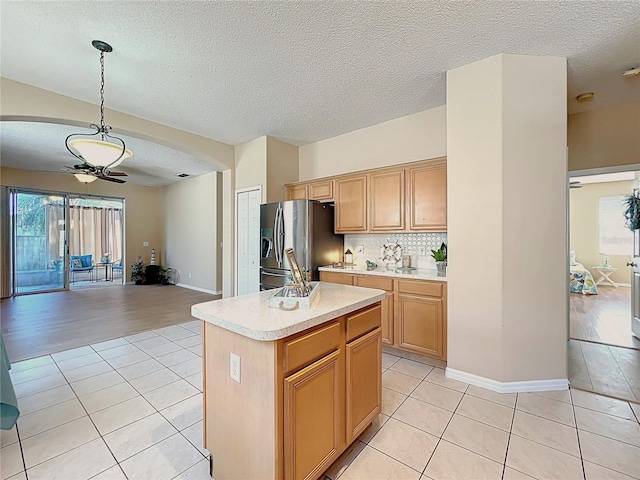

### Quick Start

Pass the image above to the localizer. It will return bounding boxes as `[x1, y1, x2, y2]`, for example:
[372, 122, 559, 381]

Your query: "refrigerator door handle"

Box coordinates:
[273, 206, 280, 266]
[275, 206, 283, 267]
[261, 270, 288, 278]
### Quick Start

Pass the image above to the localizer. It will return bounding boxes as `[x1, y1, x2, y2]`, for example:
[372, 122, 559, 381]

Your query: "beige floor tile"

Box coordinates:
[184, 372, 203, 391]
[424, 440, 503, 480]
[358, 413, 389, 443]
[410, 381, 463, 412]
[382, 370, 421, 395]
[69, 370, 125, 397]
[173, 459, 210, 480]
[124, 331, 159, 343]
[133, 336, 172, 351]
[370, 418, 438, 472]
[389, 358, 434, 380]
[90, 465, 128, 480]
[103, 413, 178, 462]
[425, 368, 468, 393]
[21, 417, 99, 469]
[382, 353, 401, 369]
[90, 396, 155, 435]
[56, 352, 104, 372]
[106, 351, 151, 370]
[506, 435, 583, 480]
[583, 460, 637, 480]
[168, 358, 202, 378]
[516, 392, 575, 427]
[5, 471, 27, 480]
[91, 338, 130, 352]
[116, 358, 165, 381]
[12, 372, 67, 398]
[571, 389, 636, 421]
[18, 384, 76, 416]
[143, 379, 200, 410]
[153, 326, 196, 342]
[160, 393, 202, 431]
[511, 410, 580, 457]
[129, 368, 181, 394]
[63, 361, 114, 383]
[141, 342, 184, 358]
[579, 430, 640, 478]
[340, 445, 420, 480]
[324, 440, 366, 479]
[180, 421, 209, 457]
[51, 346, 95, 362]
[575, 406, 640, 446]
[392, 397, 453, 437]
[26, 438, 115, 480]
[79, 382, 140, 414]
[381, 387, 407, 416]
[9, 355, 53, 374]
[187, 345, 203, 357]
[629, 402, 639, 419]
[465, 385, 516, 408]
[18, 398, 86, 439]
[1, 442, 24, 480]
[442, 414, 509, 463]
[119, 433, 203, 480]
[0, 426, 18, 448]
[155, 349, 200, 368]
[502, 467, 536, 479]
[10, 363, 60, 385]
[179, 320, 203, 332]
[532, 389, 572, 404]
[456, 395, 513, 432]
[98, 344, 141, 360]
[174, 335, 202, 349]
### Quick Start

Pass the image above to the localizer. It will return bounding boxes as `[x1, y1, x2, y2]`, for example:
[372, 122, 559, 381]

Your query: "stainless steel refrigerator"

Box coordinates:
[260, 200, 344, 290]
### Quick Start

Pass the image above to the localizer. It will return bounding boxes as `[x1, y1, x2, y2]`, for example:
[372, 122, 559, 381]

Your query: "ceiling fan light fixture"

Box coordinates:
[74, 173, 98, 184]
[576, 92, 594, 103]
[65, 40, 132, 171]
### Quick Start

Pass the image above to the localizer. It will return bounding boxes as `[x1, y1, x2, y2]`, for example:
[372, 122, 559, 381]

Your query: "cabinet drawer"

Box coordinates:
[320, 271, 354, 285]
[346, 305, 381, 343]
[398, 280, 442, 298]
[284, 322, 341, 375]
[356, 275, 393, 291]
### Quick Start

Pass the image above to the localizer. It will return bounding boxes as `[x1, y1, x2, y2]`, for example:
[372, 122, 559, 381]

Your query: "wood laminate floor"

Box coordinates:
[0, 285, 219, 363]
[570, 286, 640, 349]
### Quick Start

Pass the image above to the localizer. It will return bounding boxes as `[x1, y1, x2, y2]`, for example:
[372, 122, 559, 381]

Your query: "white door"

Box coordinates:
[631, 230, 640, 339]
[236, 187, 261, 296]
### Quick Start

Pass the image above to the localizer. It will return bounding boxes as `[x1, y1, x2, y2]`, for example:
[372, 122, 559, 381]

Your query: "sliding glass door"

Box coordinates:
[12, 190, 67, 294]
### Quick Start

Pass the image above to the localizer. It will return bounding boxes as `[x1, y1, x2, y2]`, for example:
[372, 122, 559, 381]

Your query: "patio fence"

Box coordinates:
[16, 235, 48, 271]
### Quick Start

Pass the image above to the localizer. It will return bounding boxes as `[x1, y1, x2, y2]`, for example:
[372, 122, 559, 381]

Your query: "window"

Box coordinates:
[599, 195, 634, 256]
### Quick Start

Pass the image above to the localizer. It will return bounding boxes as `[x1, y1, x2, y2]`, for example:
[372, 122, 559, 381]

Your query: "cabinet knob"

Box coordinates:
[627, 262, 637, 267]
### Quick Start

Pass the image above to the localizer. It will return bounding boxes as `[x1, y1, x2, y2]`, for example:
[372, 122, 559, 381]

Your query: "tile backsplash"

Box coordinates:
[344, 232, 447, 269]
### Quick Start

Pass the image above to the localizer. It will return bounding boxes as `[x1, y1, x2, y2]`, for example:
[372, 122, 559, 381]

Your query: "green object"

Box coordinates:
[623, 194, 640, 231]
[0, 334, 20, 430]
[431, 242, 447, 262]
[131, 253, 145, 284]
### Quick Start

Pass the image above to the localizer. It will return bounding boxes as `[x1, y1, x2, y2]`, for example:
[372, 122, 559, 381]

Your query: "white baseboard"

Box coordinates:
[598, 282, 630, 288]
[175, 283, 221, 295]
[445, 368, 569, 394]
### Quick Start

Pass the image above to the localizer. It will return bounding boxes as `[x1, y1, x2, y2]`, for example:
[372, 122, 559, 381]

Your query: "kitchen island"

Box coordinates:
[191, 282, 385, 480]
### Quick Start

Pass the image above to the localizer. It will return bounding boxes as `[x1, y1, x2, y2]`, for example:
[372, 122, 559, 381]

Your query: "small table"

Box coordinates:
[593, 265, 618, 288]
[94, 262, 115, 282]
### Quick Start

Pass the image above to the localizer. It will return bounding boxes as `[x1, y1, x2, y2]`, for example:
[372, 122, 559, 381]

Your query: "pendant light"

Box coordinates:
[65, 40, 132, 171]
[73, 173, 98, 184]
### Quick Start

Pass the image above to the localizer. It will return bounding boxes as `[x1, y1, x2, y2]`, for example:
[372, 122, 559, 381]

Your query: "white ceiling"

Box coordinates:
[1, 1, 639, 184]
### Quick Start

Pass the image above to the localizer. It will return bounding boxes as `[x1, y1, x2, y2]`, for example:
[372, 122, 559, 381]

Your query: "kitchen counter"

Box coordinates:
[191, 282, 386, 341]
[319, 264, 447, 282]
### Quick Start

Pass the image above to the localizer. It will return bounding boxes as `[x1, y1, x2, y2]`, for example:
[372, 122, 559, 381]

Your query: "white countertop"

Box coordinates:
[319, 264, 447, 282]
[191, 282, 386, 341]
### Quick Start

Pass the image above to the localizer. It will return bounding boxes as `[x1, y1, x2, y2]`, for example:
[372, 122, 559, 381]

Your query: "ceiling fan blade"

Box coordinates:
[107, 171, 128, 177]
[98, 175, 126, 184]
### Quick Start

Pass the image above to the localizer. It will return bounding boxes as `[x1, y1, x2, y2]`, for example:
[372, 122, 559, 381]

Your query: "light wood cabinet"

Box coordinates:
[285, 350, 343, 480]
[334, 176, 368, 233]
[345, 328, 382, 443]
[320, 271, 354, 285]
[308, 180, 334, 201]
[355, 275, 394, 345]
[287, 184, 308, 200]
[397, 294, 444, 358]
[407, 160, 447, 231]
[369, 169, 404, 231]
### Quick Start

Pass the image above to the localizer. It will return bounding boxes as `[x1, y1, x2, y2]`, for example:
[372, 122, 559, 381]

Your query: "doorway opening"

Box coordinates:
[568, 166, 640, 403]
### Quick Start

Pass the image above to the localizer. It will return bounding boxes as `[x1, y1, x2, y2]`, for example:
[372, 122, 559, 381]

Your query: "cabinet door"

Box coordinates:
[335, 176, 367, 233]
[397, 294, 444, 359]
[355, 276, 394, 345]
[287, 185, 309, 200]
[284, 350, 343, 480]
[346, 328, 382, 443]
[369, 169, 404, 231]
[407, 161, 447, 231]
[308, 180, 334, 202]
[320, 271, 354, 285]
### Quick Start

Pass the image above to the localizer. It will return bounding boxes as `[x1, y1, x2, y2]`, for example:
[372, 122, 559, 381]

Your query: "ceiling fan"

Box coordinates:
[569, 181, 583, 189]
[62, 164, 128, 184]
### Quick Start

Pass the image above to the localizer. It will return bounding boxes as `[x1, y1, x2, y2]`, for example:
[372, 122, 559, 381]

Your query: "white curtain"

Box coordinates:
[69, 206, 122, 262]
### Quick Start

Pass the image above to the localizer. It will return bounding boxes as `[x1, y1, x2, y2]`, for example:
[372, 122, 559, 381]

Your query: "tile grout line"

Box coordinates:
[569, 389, 588, 480]
[15, 423, 29, 480]
[500, 393, 518, 480]
[576, 340, 595, 392]
[606, 344, 640, 403]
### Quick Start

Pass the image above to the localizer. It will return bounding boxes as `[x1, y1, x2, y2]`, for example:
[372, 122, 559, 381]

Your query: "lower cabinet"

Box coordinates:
[397, 294, 444, 358]
[345, 328, 382, 443]
[285, 350, 343, 480]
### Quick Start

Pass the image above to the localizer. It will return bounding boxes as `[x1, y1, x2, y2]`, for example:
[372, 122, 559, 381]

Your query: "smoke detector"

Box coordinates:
[622, 67, 640, 78]
[576, 92, 594, 103]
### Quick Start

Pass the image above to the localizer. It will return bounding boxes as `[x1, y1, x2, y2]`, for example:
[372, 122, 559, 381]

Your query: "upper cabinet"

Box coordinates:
[407, 160, 447, 231]
[285, 157, 447, 233]
[335, 176, 368, 233]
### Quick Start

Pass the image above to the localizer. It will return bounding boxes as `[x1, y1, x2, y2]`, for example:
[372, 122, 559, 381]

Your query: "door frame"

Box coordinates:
[234, 185, 262, 297]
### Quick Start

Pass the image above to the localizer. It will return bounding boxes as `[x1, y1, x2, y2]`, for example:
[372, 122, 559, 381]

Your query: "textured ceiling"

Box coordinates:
[1, 1, 639, 183]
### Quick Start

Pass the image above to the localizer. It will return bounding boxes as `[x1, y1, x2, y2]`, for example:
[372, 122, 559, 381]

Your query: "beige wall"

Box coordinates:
[570, 180, 634, 284]
[235, 136, 267, 201]
[298, 106, 447, 181]
[164, 172, 221, 292]
[568, 101, 640, 172]
[1, 167, 164, 282]
[266, 136, 299, 203]
[447, 54, 568, 385]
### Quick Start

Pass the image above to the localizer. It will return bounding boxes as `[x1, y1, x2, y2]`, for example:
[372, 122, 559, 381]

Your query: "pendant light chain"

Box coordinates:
[99, 50, 106, 138]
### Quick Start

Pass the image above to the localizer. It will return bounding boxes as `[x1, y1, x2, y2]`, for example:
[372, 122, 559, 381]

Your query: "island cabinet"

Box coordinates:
[194, 286, 384, 480]
[354, 275, 394, 345]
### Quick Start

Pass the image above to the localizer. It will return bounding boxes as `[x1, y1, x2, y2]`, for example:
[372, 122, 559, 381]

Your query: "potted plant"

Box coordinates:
[131, 254, 145, 285]
[431, 242, 447, 275]
[623, 194, 640, 231]
[159, 267, 174, 285]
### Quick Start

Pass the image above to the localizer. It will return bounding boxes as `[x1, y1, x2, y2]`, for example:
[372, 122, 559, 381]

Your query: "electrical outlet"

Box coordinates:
[143, 241, 149, 247]
[418, 246, 426, 256]
[230, 353, 241, 383]
[356, 245, 364, 255]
